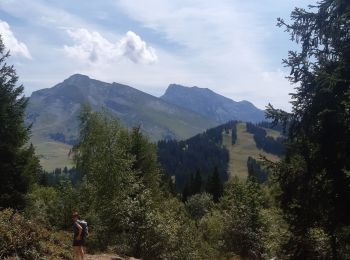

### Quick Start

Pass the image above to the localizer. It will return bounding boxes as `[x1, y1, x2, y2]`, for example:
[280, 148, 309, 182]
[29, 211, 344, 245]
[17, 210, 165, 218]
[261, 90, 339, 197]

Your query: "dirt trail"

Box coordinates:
[86, 254, 139, 260]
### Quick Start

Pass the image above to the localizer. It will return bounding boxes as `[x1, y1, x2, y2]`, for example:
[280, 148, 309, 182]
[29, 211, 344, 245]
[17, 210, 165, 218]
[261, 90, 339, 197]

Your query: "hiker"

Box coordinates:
[72, 211, 86, 260]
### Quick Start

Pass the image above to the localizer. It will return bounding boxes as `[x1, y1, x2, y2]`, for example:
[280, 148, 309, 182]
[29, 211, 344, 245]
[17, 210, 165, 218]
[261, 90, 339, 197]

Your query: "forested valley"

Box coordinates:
[1, 0, 350, 259]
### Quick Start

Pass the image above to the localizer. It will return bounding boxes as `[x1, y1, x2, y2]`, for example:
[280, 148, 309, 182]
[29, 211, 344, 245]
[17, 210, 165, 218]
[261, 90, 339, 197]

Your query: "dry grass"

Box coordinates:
[222, 123, 280, 180]
[264, 127, 281, 139]
[30, 134, 73, 171]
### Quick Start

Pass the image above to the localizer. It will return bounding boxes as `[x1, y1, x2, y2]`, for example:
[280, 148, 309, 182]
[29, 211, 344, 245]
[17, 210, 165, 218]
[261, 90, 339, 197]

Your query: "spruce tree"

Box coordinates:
[205, 166, 223, 203]
[193, 169, 202, 194]
[0, 36, 40, 209]
[267, 1, 350, 258]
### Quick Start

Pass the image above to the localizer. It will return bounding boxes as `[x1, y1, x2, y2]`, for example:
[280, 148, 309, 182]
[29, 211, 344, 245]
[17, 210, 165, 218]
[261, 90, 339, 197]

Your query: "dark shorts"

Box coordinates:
[73, 239, 85, 247]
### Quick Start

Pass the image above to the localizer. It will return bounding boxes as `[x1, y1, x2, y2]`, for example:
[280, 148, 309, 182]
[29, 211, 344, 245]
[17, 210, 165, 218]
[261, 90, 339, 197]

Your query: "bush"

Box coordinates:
[0, 208, 72, 259]
[219, 180, 267, 259]
[185, 193, 214, 221]
[25, 181, 77, 229]
[198, 209, 225, 252]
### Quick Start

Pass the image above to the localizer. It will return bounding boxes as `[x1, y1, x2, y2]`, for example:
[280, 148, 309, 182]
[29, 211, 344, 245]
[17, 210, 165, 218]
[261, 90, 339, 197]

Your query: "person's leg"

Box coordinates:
[73, 246, 80, 260]
[78, 245, 84, 260]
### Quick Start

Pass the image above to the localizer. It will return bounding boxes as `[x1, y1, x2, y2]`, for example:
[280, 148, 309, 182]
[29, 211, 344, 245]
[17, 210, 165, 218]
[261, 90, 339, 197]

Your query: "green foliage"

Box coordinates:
[0, 36, 41, 209]
[247, 156, 269, 183]
[181, 170, 203, 201]
[246, 122, 285, 156]
[72, 107, 207, 259]
[128, 197, 202, 259]
[73, 106, 137, 247]
[0, 209, 72, 259]
[219, 179, 267, 258]
[260, 207, 290, 258]
[157, 121, 236, 191]
[266, 1, 350, 258]
[185, 193, 214, 221]
[205, 166, 223, 203]
[25, 186, 61, 227]
[198, 209, 225, 253]
[25, 180, 77, 229]
[129, 126, 161, 192]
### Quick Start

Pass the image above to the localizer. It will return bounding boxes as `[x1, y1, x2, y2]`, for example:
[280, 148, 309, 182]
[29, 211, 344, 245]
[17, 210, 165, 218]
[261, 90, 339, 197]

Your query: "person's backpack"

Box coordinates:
[77, 220, 89, 237]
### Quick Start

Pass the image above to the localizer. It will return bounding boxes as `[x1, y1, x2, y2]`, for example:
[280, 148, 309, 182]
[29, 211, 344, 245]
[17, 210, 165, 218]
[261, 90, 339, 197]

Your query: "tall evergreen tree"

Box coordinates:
[205, 166, 223, 203]
[193, 169, 202, 194]
[267, 1, 350, 258]
[130, 126, 160, 191]
[0, 36, 40, 209]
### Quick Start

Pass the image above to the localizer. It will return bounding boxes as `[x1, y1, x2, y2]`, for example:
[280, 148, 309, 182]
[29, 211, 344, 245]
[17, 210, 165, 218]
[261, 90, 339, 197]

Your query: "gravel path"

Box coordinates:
[85, 253, 139, 260]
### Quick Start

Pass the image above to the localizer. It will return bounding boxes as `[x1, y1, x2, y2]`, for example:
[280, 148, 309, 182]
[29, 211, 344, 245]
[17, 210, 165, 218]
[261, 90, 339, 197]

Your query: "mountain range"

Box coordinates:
[25, 74, 266, 170]
[161, 84, 265, 123]
[26, 74, 218, 143]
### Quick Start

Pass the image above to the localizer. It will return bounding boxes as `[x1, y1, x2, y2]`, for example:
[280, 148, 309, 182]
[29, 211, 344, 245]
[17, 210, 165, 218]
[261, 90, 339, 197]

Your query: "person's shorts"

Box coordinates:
[73, 239, 85, 246]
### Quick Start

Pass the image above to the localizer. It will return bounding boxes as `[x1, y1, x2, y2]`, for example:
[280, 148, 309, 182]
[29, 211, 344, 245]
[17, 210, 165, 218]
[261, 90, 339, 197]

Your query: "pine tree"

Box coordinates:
[193, 169, 202, 194]
[182, 183, 190, 202]
[0, 36, 40, 209]
[130, 126, 160, 191]
[205, 166, 223, 203]
[267, 1, 350, 258]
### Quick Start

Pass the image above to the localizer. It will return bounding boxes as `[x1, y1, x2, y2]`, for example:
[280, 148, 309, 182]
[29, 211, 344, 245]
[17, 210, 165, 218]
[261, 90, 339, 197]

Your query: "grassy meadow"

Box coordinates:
[222, 122, 280, 179]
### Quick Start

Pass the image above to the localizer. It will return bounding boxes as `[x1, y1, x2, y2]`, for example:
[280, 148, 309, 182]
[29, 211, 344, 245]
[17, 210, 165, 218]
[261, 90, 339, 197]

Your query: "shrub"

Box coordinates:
[185, 193, 214, 221]
[198, 209, 225, 252]
[0, 209, 72, 259]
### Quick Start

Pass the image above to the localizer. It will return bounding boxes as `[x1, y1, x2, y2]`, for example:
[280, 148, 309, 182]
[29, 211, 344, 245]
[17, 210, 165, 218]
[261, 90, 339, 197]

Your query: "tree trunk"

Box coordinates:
[330, 233, 338, 260]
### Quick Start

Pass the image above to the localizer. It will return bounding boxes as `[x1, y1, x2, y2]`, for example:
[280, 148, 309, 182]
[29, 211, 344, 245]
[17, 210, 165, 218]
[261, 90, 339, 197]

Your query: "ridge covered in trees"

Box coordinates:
[246, 122, 285, 156]
[157, 121, 237, 193]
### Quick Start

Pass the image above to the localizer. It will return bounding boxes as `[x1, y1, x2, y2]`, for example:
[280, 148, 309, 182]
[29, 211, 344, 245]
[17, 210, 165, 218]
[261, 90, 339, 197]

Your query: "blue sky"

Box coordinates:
[0, 0, 314, 110]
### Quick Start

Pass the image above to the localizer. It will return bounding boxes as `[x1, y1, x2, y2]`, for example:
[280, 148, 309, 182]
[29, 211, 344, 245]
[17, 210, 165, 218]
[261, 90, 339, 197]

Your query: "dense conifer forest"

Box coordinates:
[157, 121, 237, 193]
[246, 123, 285, 156]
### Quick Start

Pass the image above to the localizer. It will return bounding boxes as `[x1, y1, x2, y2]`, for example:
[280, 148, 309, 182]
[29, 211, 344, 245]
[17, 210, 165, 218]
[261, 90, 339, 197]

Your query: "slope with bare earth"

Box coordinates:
[222, 122, 280, 179]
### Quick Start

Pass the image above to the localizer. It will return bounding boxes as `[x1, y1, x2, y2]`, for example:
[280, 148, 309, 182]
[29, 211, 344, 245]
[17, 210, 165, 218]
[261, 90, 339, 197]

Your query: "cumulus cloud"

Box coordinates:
[64, 29, 157, 64]
[119, 31, 157, 64]
[0, 20, 32, 59]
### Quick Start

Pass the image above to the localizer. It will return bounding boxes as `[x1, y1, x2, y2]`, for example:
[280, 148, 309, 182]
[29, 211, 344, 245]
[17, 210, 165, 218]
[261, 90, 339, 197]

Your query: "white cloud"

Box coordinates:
[119, 31, 157, 64]
[0, 20, 31, 59]
[64, 29, 157, 64]
[113, 0, 294, 110]
[1, 0, 310, 111]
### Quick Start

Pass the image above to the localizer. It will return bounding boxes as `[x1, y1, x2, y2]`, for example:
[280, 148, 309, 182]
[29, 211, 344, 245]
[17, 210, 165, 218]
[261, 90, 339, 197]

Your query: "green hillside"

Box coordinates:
[26, 74, 219, 170]
[222, 122, 280, 179]
[264, 127, 282, 139]
[31, 135, 73, 171]
[26, 74, 217, 142]
[35, 119, 282, 174]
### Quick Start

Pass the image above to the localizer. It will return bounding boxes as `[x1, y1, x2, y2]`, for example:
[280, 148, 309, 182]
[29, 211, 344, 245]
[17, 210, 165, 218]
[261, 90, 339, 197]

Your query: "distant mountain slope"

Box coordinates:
[222, 122, 280, 180]
[161, 84, 266, 123]
[26, 74, 217, 143]
[157, 121, 281, 191]
[26, 75, 218, 170]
